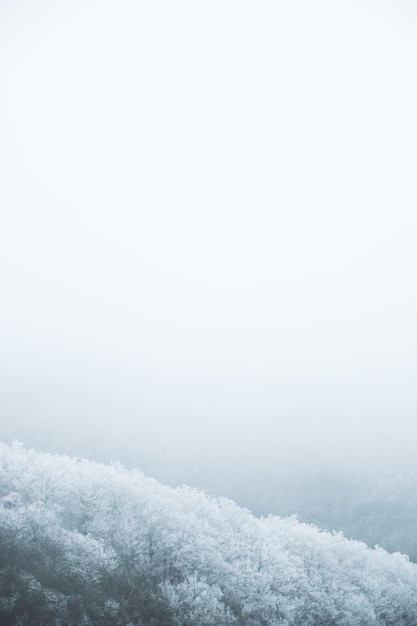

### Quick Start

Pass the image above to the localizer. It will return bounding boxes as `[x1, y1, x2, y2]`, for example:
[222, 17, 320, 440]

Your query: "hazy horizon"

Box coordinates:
[1, 0, 417, 460]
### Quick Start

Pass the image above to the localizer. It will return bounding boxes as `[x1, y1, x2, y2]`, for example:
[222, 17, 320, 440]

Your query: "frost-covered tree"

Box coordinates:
[2, 441, 417, 625]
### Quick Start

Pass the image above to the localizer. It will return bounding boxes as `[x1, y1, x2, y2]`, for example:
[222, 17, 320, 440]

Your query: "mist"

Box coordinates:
[1, 0, 417, 522]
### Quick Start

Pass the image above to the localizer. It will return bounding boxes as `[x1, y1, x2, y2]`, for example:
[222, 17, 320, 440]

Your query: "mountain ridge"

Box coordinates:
[1, 440, 416, 625]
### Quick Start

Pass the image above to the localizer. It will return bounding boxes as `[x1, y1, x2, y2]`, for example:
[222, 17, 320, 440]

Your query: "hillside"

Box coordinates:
[1, 441, 417, 625]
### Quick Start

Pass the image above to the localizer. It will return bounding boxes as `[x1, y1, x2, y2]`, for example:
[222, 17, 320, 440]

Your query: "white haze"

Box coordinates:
[1, 0, 417, 458]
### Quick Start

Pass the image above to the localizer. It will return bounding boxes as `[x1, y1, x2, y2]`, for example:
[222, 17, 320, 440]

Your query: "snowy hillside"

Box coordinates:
[1, 441, 417, 625]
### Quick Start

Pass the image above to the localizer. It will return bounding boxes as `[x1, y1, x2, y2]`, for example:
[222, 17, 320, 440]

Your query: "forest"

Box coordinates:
[1, 440, 417, 626]
[3, 408, 416, 564]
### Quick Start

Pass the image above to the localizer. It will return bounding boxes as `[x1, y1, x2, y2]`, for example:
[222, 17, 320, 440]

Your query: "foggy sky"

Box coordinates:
[1, 0, 417, 447]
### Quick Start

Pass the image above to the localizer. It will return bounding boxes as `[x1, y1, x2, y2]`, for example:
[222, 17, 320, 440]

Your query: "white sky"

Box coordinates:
[1, 0, 417, 443]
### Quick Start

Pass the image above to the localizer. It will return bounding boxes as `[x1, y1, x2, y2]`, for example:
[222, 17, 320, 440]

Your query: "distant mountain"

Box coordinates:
[1, 441, 417, 625]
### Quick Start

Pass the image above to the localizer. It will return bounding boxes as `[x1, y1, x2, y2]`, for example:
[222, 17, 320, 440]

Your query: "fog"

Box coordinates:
[1, 0, 417, 476]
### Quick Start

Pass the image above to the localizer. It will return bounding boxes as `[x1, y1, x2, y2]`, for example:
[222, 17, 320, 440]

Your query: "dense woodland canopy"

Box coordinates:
[2, 408, 416, 564]
[1, 441, 417, 625]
